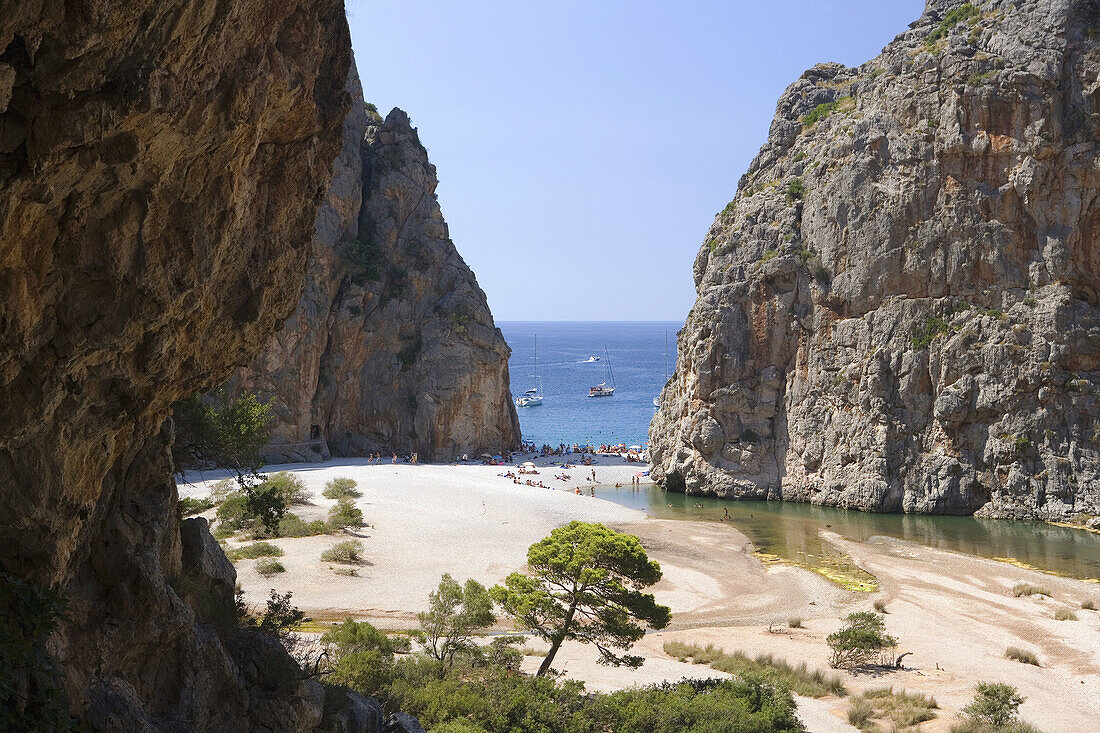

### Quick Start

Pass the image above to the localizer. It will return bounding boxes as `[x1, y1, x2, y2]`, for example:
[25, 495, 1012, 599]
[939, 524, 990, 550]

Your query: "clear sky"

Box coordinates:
[346, 1, 924, 321]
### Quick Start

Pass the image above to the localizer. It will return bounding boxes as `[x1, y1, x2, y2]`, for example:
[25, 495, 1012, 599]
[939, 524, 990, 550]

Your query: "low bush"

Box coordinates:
[266, 471, 312, 506]
[849, 686, 937, 730]
[1054, 608, 1077, 621]
[1004, 646, 1039, 666]
[801, 96, 853, 127]
[959, 682, 1025, 728]
[873, 599, 887, 613]
[215, 493, 251, 533]
[278, 513, 329, 537]
[663, 641, 844, 697]
[328, 498, 364, 531]
[1082, 599, 1096, 610]
[255, 558, 285, 577]
[227, 541, 284, 560]
[209, 478, 236, 503]
[847, 697, 873, 728]
[323, 477, 362, 500]
[321, 540, 365, 564]
[179, 496, 215, 516]
[787, 617, 803, 629]
[1011, 583, 1051, 597]
[827, 611, 897, 669]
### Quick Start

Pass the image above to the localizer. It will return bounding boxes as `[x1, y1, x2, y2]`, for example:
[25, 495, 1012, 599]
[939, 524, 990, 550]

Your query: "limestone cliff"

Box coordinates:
[233, 94, 520, 463]
[651, 0, 1100, 519]
[0, 1, 396, 729]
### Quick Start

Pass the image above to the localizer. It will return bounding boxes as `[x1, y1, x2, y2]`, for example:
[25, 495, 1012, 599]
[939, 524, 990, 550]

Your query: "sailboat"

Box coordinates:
[653, 330, 669, 408]
[588, 346, 616, 397]
[515, 335, 544, 407]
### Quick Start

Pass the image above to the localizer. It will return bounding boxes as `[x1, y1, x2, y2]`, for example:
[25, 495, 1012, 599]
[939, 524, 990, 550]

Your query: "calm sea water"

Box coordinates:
[498, 321, 679, 447]
[595, 486, 1100, 582]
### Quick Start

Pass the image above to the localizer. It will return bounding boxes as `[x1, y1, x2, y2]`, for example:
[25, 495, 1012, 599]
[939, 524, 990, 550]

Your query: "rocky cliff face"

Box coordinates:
[0, 2, 397, 729]
[651, 0, 1100, 519]
[233, 95, 520, 463]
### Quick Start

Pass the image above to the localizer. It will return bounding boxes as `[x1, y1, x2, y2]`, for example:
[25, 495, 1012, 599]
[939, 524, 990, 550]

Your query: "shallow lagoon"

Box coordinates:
[596, 484, 1100, 583]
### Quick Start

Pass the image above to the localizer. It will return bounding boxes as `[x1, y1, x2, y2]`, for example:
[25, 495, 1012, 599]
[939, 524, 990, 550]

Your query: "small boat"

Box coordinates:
[583, 355, 601, 362]
[588, 347, 616, 397]
[516, 335, 545, 407]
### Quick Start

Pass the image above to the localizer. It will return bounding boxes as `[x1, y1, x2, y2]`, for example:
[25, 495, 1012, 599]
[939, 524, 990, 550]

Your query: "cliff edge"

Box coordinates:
[651, 0, 1100, 519]
[0, 2, 396, 729]
[233, 86, 520, 463]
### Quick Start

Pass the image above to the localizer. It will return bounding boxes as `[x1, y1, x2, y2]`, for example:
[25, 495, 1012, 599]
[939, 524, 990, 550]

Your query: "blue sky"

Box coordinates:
[346, 1, 923, 321]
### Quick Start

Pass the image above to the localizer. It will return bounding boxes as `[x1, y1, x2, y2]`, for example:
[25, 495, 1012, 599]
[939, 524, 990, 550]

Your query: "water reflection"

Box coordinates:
[596, 485, 1100, 582]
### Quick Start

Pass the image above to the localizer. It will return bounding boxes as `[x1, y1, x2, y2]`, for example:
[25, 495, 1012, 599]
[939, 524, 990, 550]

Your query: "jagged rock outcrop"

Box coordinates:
[651, 0, 1100, 519]
[0, 2, 405, 729]
[233, 90, 519, 463]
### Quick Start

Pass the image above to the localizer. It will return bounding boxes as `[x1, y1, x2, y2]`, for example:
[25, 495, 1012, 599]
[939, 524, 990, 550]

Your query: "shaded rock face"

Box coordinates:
[233, 98, 520, 463]
[0, 1, 391, 729]
[651, 0, 1100, 519]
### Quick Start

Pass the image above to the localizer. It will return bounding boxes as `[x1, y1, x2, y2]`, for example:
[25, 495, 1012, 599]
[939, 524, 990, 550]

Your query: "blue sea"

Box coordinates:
[497, 322, 680, 447]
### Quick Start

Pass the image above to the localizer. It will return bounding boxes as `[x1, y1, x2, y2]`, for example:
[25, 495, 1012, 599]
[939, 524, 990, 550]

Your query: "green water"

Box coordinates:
[596, 485, 1100, 583]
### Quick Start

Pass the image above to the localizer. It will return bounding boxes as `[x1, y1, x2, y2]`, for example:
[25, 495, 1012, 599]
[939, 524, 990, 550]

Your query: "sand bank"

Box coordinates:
[180, 457, 1100, 732]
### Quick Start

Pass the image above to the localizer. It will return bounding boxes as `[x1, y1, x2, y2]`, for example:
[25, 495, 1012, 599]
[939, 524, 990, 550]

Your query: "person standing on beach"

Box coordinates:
[392, 453, 397, 464]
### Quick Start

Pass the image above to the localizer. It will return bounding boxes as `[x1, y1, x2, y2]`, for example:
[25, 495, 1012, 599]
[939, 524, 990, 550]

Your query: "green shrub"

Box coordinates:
[265, 471, 311, 506]
[850, 686, 937, 729]
[827, 611, 897, 669]
[179, 496, 215, 516]
[0, 574, 72, 732]
[760, 249, 778, 262]
[278, 513, 329, 537]
[227, 541, 284, 560]
[1082, 599, 1096, 610]
[1011, 583, 1051, 597]
[342, 236, 384, 283]
[926, 3, 979, 45]
[322, 619, 396, 695]
[785, 178, 806, 203]
[873, 599, 888, 613]
[959, 681, 1025, 728]
[801, 97, 853, 127]
[216, 493, 251, 532]
[1004, 646, 1039, 666]
[847, 697, 873, 728]
[321, 540, 365, 564]
[210, 478, 236, 503]
[255, 558, 285, 577]
[328, 498, 364, 531]
[912, 316, 950, 348]
[171, 390, 272, 478]
[787, 617, 803, 628]
[1054, 607, 1077, 621]
[662, 641, 844, 697]
[323, 477, 362, 500]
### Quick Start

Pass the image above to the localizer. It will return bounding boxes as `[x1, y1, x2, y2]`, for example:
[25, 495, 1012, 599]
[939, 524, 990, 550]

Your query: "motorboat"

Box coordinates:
[583, 355, 601, 362]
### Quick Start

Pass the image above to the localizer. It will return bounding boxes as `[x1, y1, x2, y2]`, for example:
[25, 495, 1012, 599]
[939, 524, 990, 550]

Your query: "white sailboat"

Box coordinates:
[588, 346, 616, 397]
[653, 330, 669, 408]
[515, 335, 544, 407]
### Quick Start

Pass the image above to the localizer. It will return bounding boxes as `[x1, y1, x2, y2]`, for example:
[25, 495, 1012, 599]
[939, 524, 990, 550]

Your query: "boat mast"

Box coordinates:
[604, 346, 615, 388]
[534, 334, 541, 395]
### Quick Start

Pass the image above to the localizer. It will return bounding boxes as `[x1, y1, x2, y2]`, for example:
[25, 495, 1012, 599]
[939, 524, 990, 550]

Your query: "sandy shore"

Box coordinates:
[180, 457, 1100, 732]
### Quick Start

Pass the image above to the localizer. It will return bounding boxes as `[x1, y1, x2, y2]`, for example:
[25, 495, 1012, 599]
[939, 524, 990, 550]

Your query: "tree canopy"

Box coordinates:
[491, 521, 671, 676]
[417, 574, 495, 671]
[171, 388, 273, 481]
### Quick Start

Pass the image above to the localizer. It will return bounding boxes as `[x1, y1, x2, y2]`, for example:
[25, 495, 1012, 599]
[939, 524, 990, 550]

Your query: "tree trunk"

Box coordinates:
[536, 600, 578, 676]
